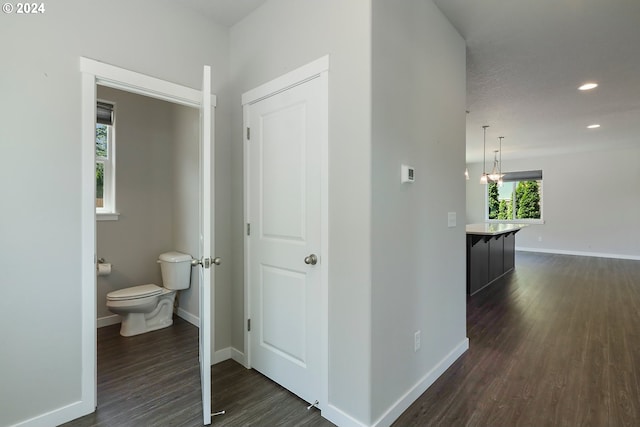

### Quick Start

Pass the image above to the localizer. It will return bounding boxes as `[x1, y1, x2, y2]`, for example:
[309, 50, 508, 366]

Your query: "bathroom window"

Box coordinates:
[96, 101, 118, 219]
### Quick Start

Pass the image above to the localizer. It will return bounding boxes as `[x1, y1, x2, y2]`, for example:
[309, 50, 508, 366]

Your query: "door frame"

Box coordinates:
[242, 55, 329, 411]
[79, 57, 216, 416]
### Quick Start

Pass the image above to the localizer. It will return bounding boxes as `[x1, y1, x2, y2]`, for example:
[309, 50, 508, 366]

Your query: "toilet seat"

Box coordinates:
[107, 284, 162, 301]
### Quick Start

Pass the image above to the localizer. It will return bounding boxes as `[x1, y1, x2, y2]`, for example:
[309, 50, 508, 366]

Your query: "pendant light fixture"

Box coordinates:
[480, 125, 489, 184]
[488, 150, 501, 181]
[487, 136, 505, 183]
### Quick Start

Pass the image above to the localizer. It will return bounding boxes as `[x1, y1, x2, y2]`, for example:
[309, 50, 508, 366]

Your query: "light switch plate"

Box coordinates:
[448, 212, 456, 228]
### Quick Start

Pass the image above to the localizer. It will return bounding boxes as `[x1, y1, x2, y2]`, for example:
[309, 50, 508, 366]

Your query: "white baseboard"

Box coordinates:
[212, 346, 246, 366]
[9, 399, 93, 427]
[517, 246, 640, 261]
[176, 307, 199, 327]
[98, 309, 200, 329]
[322, 404, 368, 427]
[213, 347, 231, 364]
[97, 314, 120, 328]
[231, 347, 246, 366]
[371, 337, 470, 427]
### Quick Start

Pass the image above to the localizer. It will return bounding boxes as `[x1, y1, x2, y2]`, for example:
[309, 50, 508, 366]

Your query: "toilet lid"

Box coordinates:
[107, 284, 162, 301]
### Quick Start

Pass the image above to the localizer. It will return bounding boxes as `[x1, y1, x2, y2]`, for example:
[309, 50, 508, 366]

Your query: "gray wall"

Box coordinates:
[0, 0, 231, 425]
[466, 145, 640, 259]
[96, 87, 175, 320]
[170, 100, 202, 321]
[371, 0, 467, 421]
[230, 0, 374, 423]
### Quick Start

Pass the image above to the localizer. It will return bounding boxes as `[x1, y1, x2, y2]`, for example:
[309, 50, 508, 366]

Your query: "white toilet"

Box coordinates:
[106, 251, 192, 337]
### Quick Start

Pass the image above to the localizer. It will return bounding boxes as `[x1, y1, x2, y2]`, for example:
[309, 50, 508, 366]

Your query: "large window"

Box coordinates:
[96, 101, 116, 217]
[487, 170, 543, 222]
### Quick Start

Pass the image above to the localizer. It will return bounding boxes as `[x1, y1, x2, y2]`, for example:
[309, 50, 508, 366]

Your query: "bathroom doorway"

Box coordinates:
[80, 59, 217, 425]
[94, 86, 201, 329]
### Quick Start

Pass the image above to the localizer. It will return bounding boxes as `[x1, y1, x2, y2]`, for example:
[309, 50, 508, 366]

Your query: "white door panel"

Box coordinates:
[261, 265, 307, 364]
[246, 73, 325, 407]
[260, 102, 307, 241]
[199, 65, 212, 426]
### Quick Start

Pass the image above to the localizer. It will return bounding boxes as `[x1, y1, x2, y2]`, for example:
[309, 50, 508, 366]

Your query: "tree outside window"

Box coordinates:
[487, 173, 542, 221]
[96, 123, 108, 207]
[95, 100, 115, 215]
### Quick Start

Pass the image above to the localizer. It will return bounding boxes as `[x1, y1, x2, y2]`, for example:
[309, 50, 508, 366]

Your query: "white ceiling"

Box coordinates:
[180, 0, 640, 164]
[433, 0, 640, 163]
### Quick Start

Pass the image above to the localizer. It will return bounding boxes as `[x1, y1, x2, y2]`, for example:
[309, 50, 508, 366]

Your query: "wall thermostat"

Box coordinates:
[401, 164, 415, 183]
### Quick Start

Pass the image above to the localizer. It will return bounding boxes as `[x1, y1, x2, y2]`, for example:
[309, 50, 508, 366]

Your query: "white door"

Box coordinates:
[245, 70, 327, 407]
[199, 65, 214, 426]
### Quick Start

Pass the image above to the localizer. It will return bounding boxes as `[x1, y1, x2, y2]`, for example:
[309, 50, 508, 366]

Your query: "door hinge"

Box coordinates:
[247, 319, 251, 332]
[246, 127, 251, 140]
[247, 223, 251, 236]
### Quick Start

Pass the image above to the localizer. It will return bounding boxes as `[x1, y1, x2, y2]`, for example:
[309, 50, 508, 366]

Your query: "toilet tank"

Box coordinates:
[158, 251, 192, 290]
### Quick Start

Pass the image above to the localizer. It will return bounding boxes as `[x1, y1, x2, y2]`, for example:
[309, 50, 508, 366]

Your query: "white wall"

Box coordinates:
[371, 0, 468, 423]
[230, 0, 373, 424]
[466, 146, 640, 259]
[465, 161, 486, 224]
[0, 1, 230, 425]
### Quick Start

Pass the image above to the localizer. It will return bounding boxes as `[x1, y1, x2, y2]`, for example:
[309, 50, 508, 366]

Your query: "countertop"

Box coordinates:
[466, 223, 527, 236]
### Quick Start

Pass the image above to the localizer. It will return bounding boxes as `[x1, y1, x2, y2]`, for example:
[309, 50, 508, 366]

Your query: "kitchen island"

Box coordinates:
[466, 223, 527, 295]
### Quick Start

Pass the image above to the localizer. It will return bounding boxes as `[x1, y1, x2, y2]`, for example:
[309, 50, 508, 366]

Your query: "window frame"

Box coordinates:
[96, 99, 118, 220]
[485, 174, 544, 224]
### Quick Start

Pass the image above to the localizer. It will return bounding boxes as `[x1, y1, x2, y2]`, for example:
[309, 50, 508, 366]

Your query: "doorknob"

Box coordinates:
[191, 257, 222, 268]
[304, 254, 318, 265]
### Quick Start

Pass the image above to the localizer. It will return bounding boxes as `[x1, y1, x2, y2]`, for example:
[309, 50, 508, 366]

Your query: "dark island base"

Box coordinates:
[467, 231, 518, 295]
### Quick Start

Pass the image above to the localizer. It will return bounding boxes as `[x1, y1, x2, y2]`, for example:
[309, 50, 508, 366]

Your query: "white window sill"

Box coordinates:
[97, 212, 120, 221]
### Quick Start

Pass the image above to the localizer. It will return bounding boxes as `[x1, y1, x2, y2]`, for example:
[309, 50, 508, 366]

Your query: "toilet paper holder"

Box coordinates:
[97, 258, 112, 276]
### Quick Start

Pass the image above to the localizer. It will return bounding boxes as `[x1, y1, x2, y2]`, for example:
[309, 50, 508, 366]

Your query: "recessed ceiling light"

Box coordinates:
[579, 82, 598, 91]
[587, 124, 601, 129]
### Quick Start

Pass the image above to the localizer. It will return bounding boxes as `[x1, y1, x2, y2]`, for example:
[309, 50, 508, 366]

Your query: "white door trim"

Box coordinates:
[78, 57, 216, 422]
[80, 57, 217, 108]
[242, 55, 329, 412]
[241, 56, 328, 106]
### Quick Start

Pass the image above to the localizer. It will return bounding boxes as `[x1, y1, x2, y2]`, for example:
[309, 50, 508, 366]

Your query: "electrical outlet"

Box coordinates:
[414, 330, 421, 352]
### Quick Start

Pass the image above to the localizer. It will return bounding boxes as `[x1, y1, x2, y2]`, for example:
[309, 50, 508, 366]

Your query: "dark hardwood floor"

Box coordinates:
[394, 251, 640, 426]
[63, 252, 640, 426]
[62, 317, 330, 427]
[63, 317, 202, 427]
